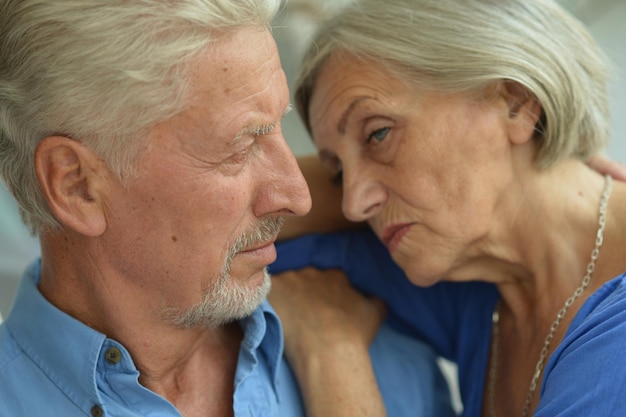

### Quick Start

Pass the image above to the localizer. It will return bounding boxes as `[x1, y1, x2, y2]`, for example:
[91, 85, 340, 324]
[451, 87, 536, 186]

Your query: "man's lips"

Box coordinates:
[381, 224, 412, 253]
[240, 239, 276, 253]
[237, 239, 278, 264]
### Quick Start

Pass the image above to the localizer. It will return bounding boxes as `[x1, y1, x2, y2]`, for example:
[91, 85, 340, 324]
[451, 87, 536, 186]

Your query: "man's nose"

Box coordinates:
[254, 135, 312, 218]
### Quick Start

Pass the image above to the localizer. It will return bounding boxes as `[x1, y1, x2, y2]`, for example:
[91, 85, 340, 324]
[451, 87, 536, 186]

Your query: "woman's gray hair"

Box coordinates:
[295, 0, 611, 169]
[0, 0, 281, 234]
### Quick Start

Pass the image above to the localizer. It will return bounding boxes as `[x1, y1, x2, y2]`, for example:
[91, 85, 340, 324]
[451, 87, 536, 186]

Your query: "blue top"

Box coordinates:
[0, 258, 454, 417]
[270, 229, 626, 417]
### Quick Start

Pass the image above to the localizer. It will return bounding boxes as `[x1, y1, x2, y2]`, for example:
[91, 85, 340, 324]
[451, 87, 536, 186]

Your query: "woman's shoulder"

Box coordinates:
[537, 272, 626, 416]
[560, 271, 626, 346]
[580, 271, 626, 321]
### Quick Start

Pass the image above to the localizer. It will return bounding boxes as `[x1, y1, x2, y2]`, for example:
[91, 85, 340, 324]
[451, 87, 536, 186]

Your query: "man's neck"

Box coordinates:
[38, 237, 245, 416]
[137, 322, 243, 417]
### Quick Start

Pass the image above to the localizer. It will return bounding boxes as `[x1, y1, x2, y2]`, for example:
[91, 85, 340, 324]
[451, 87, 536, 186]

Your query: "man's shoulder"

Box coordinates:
[0, 324, 32, 415]
[0, 322, 86, 415]
[370, 323, 457, 417]
[0, 323, 22, 372]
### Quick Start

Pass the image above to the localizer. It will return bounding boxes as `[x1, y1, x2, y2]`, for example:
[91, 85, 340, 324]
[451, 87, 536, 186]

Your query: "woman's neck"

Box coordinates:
[472, 161, 615, 317]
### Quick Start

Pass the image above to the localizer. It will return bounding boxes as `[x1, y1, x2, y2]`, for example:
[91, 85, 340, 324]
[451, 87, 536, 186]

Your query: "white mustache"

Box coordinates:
[230, 216, 284, 254]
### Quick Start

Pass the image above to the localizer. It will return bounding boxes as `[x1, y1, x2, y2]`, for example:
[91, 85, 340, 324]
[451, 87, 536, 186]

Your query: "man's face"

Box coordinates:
[101, 27, 311, 328]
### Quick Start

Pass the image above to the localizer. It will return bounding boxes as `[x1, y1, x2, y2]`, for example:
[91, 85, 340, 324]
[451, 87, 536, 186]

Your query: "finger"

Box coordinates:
[588, 155, 626, 181]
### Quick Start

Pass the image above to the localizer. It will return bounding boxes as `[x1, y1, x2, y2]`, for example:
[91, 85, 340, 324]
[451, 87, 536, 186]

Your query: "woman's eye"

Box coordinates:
[367, 127, 390, 143]
[331, 170, 343, 187]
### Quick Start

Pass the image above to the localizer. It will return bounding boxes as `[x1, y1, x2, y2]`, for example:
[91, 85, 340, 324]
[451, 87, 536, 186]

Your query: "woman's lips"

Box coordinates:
[381, 224, 412, 253]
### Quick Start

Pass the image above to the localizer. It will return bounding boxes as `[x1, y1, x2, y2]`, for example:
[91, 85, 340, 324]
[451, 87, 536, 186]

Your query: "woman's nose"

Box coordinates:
[341, 168, 386, 222]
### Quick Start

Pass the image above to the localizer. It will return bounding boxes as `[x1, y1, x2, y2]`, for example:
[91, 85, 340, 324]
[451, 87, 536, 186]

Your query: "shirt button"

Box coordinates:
[91, 404, 103, 417]
[105, 347, 122, 364]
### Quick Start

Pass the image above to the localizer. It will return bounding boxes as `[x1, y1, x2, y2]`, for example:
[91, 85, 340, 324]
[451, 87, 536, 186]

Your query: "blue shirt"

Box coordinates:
[271, 229, 626, 417]
[0, 258, 454, 416]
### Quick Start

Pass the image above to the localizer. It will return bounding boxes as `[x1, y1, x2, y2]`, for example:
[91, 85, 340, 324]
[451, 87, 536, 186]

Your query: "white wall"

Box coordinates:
[581, 0, 626, 162]
[0, 186, 39, 318]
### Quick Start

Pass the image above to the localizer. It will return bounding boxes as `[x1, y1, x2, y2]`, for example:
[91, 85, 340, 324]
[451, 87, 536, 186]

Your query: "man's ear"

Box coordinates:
[34, 136, 108, 236]
[499, 81, 543, 145]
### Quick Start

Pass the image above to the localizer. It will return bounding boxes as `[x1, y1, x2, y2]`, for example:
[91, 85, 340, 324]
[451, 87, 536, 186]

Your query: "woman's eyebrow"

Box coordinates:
[338, 96, 370, 134]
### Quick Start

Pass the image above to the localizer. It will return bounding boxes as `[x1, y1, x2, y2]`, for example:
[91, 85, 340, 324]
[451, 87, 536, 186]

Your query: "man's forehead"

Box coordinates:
[166, 27, 288, 148]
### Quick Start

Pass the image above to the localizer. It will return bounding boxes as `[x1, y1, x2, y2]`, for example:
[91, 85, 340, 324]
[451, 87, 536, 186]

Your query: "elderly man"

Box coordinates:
[0, 1, 453, 416]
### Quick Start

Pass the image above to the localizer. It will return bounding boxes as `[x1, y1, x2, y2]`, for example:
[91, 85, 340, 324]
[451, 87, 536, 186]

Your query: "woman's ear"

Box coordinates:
[34, 136, 108, 236]
[499, 81, 543, 145]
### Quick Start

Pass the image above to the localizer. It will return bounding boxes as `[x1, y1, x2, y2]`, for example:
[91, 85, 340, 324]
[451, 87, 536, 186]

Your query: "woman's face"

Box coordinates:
[308, 53, 524, 286]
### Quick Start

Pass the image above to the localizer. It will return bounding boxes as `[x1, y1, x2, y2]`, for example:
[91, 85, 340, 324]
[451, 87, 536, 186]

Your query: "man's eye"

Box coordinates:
[227, 148, 250, 164]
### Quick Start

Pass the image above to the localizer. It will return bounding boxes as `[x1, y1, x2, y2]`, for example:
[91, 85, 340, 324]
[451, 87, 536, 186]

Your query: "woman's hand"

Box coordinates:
[588, 155, 626, 181]
[269, 267, 388, 417]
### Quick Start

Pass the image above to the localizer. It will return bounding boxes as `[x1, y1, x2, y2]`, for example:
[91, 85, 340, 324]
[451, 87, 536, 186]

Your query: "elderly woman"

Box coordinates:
[269, 0, 626, 416]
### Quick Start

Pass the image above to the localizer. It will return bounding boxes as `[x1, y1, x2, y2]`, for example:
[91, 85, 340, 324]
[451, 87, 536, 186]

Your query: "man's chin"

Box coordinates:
[164, 269, 271, 329]
[227, 268, 272, 318]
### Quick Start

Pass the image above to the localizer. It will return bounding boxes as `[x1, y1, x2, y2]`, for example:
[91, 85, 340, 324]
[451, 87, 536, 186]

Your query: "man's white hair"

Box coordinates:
[0, 0, 282, 233]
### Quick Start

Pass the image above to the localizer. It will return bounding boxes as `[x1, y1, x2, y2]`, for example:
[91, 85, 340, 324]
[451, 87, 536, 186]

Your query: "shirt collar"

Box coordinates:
[6, 259, 285, 406]
[6, 259, 106, 412]
[238, 299, 284, 392]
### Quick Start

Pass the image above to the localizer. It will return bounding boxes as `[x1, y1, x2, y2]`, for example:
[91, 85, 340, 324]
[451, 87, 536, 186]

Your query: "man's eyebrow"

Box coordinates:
[245, 123, 276, 136]
[233, 105, 293, 142]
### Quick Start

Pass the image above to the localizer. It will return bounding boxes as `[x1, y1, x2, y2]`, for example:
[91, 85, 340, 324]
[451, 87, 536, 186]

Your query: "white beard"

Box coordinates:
[164, 217, 282, 329]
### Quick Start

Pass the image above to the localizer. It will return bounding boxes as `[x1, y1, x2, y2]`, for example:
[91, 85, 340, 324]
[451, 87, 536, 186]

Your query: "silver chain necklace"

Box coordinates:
[487, 175, 613, 417]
